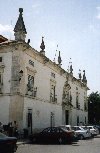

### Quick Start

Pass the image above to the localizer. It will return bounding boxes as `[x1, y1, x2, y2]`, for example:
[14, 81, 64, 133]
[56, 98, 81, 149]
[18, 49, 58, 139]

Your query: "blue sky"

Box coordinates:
[0, 0, 100, 94]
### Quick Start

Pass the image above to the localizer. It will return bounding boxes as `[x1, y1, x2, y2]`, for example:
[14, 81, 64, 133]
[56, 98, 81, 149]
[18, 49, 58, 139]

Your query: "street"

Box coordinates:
[16, 136, 100, 153]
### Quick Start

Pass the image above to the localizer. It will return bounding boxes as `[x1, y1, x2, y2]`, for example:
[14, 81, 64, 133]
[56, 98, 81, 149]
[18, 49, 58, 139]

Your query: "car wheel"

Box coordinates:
[13, 145, 17, 152]
[78, 134, 84, 140]
[8, 144, 17, 153]
[32, 137, 37, 143]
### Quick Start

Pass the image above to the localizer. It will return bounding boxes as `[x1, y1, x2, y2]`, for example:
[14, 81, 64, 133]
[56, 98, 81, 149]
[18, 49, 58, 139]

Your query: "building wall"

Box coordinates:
[23, 49, 66, 103]
[0, 96, 10, 124]
[69, 78, 88, 125]
[0, 42, 88, 131]
[0, 51, 12, 93]
[23, 97, 62, 132]
[9, 95, 24, 129]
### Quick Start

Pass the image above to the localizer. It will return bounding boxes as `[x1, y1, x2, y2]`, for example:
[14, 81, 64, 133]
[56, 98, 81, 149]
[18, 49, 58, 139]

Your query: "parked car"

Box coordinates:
[94, 125, 100, 134]
[59, 125, 78, 142]
[87, 126, 98, 136]
[29, 126, 75, 144]
[0, 132, 17, 153]
[59, 125, 72, 131]
[72, 126, 91, 140]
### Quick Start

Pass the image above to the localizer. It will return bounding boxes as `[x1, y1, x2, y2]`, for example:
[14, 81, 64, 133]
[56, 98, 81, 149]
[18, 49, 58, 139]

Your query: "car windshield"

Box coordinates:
[59, 126, 72, 131]
[60, 126, 68, 131]
[60, 127, 68, 132]
[71, 127, 75, 130]
[0, 132, 7, 138]
[72, 127, 84, 131]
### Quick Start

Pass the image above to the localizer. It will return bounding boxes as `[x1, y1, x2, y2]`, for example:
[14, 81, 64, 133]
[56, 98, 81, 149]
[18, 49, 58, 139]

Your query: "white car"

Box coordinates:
[87, 126, 98, 136]
[72, 126, 91, 140]
[59, 125, 72, 131]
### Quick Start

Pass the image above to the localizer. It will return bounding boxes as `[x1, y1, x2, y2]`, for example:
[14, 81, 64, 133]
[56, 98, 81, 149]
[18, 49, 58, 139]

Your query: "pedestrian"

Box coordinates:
[8, 122, 13, 137]
[13, 121, 18, 137]
[0, 122, 3, 132]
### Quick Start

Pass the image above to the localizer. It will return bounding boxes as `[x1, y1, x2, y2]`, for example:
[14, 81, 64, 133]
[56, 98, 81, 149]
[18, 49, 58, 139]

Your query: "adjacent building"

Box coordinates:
[0, 8, 89, 133]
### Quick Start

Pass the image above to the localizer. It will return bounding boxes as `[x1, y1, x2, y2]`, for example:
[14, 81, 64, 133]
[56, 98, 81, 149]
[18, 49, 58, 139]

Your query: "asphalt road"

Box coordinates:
[16, 135, 100, 153]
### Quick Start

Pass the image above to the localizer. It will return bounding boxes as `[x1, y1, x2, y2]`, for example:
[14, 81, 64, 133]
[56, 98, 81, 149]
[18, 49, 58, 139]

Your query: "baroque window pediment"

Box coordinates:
[26, 66, 37, 76]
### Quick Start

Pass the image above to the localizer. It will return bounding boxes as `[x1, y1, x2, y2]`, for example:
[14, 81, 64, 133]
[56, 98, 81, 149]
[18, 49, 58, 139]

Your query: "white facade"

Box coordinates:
[0, 9, 89, 133]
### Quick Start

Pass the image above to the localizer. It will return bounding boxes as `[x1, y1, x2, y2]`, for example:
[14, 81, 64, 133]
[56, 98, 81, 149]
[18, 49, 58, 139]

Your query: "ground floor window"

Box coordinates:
[50, 112, 55, 127]
[77, 116, 79, 125]
[27, 109, 32, 134]
[65, 110, 69, 125]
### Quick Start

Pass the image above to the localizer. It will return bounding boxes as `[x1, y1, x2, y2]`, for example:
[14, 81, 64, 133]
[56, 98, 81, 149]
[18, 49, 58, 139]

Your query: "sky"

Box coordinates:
[0, 0, 100, 94]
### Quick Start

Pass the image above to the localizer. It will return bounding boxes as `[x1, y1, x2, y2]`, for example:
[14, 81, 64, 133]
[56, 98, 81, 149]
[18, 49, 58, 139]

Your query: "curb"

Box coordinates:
[17, 141, 29, 145]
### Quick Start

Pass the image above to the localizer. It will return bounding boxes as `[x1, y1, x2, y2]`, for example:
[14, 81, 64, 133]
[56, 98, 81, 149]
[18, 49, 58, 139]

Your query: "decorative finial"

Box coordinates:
[53, 44, 58, 63]
[83, 70, 86, 80]
[70, 65, 73, 74]
[27, 39, 30, 44]
[14, 8, 27, 41]
[69, 58, 73, 74]
[79, 69, 82, 80]
[40, 36, 45, 51]
[19, 8, 23, 14]
[58, 51, 62, 66]
[82, 70, 87, 84]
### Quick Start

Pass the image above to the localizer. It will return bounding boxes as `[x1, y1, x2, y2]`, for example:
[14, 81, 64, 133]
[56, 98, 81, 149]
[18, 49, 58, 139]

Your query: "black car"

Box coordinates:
[29, 126, 75, 144]
[0, 132, 17, 153]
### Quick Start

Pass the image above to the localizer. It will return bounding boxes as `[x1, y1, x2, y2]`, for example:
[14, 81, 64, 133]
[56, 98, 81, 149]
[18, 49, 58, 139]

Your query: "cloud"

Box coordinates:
[32, 4, 40, 9]
[31, 3, 41, 14]
[0, 24, 13, 34]
[96, 6, 100, 10]
[96, 6, 100, 19]
[89, 25, 96, 32]
[96, 14, 100, 19]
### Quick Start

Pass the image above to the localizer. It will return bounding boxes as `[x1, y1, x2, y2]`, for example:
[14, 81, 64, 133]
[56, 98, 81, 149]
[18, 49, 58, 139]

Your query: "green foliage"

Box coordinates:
[88, 92, 100, 124]
[88, 91, 100, 104]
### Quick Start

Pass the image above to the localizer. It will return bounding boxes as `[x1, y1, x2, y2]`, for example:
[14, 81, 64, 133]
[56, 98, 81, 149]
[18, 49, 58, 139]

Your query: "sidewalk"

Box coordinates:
[17, 139, 29, 145]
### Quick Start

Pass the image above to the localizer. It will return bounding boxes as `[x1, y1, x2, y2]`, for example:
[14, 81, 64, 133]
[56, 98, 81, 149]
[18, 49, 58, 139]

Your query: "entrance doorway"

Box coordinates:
[65, 110, 69, 125]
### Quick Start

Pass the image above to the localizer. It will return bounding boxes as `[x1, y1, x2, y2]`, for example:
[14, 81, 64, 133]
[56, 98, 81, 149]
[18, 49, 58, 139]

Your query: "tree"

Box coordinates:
[88, 92, 100, 125]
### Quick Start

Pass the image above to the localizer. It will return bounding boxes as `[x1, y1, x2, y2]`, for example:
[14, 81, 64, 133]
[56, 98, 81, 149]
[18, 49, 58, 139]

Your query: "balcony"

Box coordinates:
[50, 95, 57, 103]
[62, 100, 73, 107]
[26, 84, 37, 97]
[0, 62, 5, 68]
[0, 82, 3, 93]
[76, 102, 80, 110]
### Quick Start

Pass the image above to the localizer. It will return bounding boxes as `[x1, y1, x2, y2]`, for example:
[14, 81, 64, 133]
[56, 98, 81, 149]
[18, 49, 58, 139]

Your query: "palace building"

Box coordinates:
[0, 8, 89, 133]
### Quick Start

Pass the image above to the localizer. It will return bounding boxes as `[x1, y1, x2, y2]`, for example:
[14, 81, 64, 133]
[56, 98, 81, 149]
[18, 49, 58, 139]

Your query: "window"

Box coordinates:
[0, 73, 3, 85]
[0, 72, 3, 93]
[50, 112, 55, 127]
[27, 109, 32, 134]
[77, 116, 79, 126]
[50, 85, 57, 103]
[0, 74, 1, 83]
[84, 92, 87, 111]
[51, 72, 55, 78]
[0, 57, 2, 62]
[27, 75, 37, 97]
[29, 60, 34, 67]
[76, 92, 79, 108]
[27, 75, 34, 92]
[85, 117, 86, 124]
[76, 91, 80, 109]
[27, 109, 32, 127]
